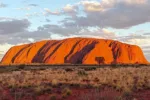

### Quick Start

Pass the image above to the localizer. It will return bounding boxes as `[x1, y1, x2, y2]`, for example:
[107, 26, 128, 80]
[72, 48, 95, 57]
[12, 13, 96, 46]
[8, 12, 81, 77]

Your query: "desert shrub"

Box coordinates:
[111, 64, 120, 68]
[34, 86, 44, 95]
[50, 95, 56, 100]
[17, 64, 25, 70]
[8, 84, 17, 90]
[0, 66, 149, 96]
[43, 85, 52, 93]
[115, 96, 123, 100]
[121, 90, 133, 100]
[0, 68, 11, 73]
[77, 70, 88, 76]
[34, 85, 52, 95]
[93, 77, 99, 83]
[51, 79, 58, 87]
[83, 67, 97, 71]
[62, 88, 72, 98]
[65, 68, 74, 72]
[39, 68, 46, 70]
[85, 84, 93, 89]
[70, 83, 81, 88]
[21, 84, 32, 89]
[12, 91, 25, 100]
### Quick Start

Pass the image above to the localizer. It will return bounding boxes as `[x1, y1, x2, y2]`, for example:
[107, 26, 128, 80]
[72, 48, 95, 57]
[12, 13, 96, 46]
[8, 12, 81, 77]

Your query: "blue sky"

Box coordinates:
[0, 0, 150, 61]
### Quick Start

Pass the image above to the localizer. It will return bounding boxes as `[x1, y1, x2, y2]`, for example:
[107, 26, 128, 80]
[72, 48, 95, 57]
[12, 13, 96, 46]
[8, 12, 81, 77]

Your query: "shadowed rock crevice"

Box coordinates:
[27, 47, 32, 57]
[11, 44, 32, 63]
[68, 41, 98, 64]
[109, 41, 121, 63]
[32, 41, 59, 63]
[44, 41, 65, 62]
[64, 40, 82, 63]
[128, 46, 132, 61]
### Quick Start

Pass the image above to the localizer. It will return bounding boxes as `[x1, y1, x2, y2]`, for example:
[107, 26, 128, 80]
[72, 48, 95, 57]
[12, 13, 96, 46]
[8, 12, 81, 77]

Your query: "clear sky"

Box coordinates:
[0, 0, 150, 61]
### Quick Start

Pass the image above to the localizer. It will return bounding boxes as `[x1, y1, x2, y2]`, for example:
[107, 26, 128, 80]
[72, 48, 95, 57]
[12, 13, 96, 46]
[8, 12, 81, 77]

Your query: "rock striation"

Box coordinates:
[1, 38, 148, 64]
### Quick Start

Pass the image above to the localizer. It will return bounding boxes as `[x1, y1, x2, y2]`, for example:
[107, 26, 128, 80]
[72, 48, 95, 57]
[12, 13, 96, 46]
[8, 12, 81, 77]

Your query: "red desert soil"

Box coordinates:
[1, 37, 148, 64]
[0, 85, 150, 100]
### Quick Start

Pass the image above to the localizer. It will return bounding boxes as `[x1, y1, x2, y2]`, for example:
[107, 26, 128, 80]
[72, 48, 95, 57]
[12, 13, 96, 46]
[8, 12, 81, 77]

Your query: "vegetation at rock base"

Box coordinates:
[0, 65, 149, 99]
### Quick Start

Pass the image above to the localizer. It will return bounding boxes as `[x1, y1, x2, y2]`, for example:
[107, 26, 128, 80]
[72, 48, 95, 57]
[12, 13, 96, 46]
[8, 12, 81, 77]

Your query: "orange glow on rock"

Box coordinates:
[1, 38, 148, 64]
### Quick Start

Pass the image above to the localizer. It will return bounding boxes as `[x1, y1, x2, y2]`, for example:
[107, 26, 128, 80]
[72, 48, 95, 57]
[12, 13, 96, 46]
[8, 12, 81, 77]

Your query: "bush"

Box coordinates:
[34, 85, 52, 95]
[51, 79, 58, 87]
[39, 68, 46, 70]
[111, 64, 120, 68]
[50, 95, 56, 100]
[65, 68, 74, 72]
[62, 88, 72, 98]
[83, 67, 97, 71]
[77, 70, 88, 76]
[122, 90, 133, 100]
[17, 64, 25, 70]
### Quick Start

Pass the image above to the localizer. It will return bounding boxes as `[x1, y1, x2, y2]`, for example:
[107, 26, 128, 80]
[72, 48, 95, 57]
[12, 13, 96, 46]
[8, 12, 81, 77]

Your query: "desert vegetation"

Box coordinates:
[0, 65, 149, 100]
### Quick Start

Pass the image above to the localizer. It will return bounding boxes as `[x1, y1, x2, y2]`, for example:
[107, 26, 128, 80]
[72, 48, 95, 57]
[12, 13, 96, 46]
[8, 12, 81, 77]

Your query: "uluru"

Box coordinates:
[1, 38, 148, 64]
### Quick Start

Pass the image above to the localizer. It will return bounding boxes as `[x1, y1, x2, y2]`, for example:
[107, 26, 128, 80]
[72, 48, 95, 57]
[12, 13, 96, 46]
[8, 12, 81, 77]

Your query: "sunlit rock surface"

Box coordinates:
[1, 38, 148, 64]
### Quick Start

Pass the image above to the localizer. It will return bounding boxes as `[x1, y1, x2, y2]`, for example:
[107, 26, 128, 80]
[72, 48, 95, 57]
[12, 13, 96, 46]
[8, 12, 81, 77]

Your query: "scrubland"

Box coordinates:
[0, 66, 149, 100]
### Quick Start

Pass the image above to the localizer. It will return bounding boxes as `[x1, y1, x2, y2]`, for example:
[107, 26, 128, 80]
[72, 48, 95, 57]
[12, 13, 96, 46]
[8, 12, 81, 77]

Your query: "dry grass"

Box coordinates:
[0, 66, 149, 92]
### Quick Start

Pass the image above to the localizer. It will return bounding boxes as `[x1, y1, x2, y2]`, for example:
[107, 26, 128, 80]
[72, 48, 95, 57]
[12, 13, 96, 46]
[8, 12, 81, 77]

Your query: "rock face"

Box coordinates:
[1, 38, 148, 64]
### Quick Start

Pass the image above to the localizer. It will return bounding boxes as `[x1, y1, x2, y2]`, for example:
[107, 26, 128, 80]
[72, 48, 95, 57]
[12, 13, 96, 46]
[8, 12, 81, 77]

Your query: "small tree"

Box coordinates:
[95, 57, 105, 65]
